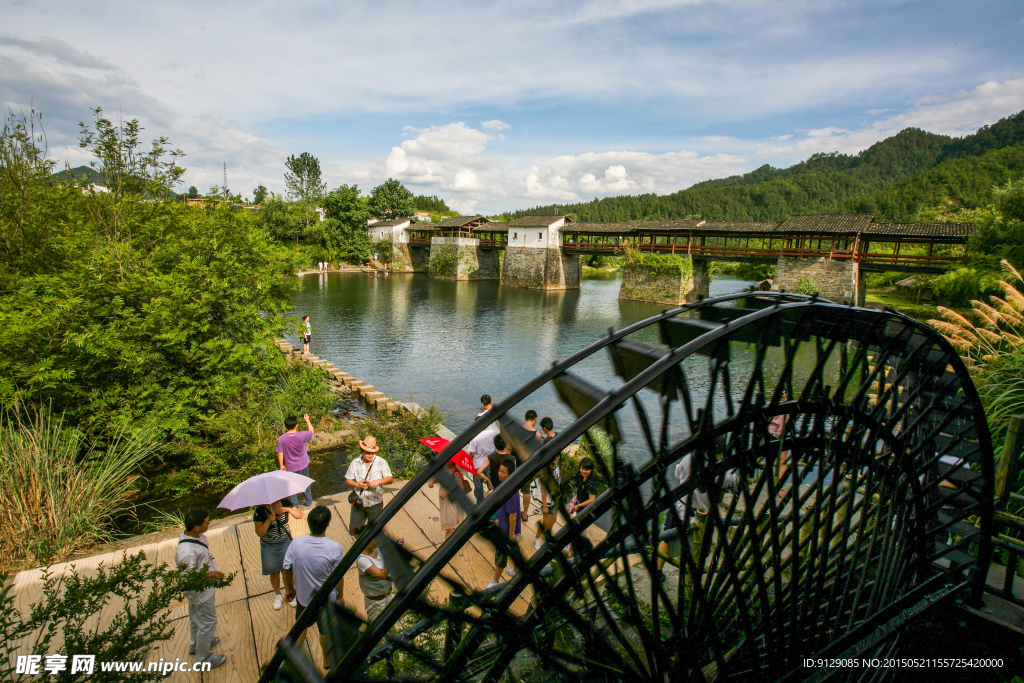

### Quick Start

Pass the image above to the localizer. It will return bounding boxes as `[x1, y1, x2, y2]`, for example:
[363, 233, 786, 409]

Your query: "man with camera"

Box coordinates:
[345, 435, 393, 535]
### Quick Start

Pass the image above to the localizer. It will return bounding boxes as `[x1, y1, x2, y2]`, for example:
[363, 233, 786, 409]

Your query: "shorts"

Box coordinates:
[519, 477, 536, 496]
[302, 335, 311, 344]
[495, 545, 510, 569]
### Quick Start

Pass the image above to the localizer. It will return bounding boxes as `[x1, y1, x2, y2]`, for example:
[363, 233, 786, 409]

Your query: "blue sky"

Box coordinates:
[2, 0, 1023, 213]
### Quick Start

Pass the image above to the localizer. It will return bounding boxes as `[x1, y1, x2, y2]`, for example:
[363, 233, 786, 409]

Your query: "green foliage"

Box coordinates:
[369, 178, 415, 219]
[1, 552, 231, 682]
[322, 184, 372, 263]
[359, 406, 444, 480]
[0, 109, 71, 288]
[0, 106, 308, 508]
[622, 247, 691, 277]
[794, 277, 818, 296]
[412, 194, 450, 213]
[865, 271, 910, 288]
[375, 237, 394, 265]
[256, 194, 303, 242]
[930, 267, 1001, 306]
[77, 107, 185, 202]
[284, 152, 326, 232]
[0, 408, 162, 573]
[253, 184, 267, 205]
[733, 262, 775, 281]
[584, 254, 622, 268]
[930, 261, 1024, 445]
[162, 361, 335, 498]
[429, 245, 462, 278]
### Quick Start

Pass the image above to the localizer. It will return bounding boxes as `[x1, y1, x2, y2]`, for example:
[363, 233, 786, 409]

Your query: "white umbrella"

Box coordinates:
[217, 471, 316, 510]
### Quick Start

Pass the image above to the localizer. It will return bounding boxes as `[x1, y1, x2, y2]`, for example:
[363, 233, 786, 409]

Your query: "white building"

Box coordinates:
[368, 218, 412, 243]
[506, 215, 567, 248]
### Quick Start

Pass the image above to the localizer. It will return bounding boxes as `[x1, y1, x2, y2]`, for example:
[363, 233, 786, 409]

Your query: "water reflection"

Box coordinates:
[292, 272, 758, 461]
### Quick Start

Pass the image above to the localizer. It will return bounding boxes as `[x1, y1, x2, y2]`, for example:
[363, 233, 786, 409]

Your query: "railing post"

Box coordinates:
[996, 415, 1024, 510]
[444, 587, 466, 660]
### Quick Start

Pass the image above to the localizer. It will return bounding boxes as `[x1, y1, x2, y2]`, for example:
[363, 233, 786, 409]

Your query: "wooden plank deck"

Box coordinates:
[8, 482, 586, 681]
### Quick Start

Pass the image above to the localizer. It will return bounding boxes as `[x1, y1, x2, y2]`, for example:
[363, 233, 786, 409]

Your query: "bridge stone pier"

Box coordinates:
[620, 255, 710, 304]
[428, 236, 500, 280]
[774, 257, 866, 306]
[501, 216, 581, 290]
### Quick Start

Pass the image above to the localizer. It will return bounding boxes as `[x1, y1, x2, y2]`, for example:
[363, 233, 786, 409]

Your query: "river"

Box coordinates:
[292, 270, 759, 445]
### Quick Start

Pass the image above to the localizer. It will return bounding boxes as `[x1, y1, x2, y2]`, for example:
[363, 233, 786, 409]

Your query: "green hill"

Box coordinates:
[50, 165, 105, 185]
[504, 111, 1024, 223]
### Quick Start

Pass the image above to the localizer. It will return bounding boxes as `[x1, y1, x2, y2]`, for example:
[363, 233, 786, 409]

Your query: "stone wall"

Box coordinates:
[501, 247, 581, 289]
[428, 237, 500, 280]
[774, 257, 865, 306]
[390, 242, 430, 273]
[620, 256, 708, 304]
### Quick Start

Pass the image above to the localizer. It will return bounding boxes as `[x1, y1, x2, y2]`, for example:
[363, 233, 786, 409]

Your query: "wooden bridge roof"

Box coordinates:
[562, 213, 974, 241]
[509, 215, 568, 227]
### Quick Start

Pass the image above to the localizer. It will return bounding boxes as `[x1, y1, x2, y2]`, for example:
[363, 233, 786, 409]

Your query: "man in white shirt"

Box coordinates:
[468, 421, 500, 504]
[345, 436, 394, 534]
[175, 509, 226, 669]
[283, 505, 345, 670]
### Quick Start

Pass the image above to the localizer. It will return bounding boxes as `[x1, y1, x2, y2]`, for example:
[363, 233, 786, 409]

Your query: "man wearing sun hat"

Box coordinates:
[344, 435, 394, 534]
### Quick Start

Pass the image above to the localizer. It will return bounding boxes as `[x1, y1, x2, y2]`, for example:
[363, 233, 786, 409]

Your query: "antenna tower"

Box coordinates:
[223, 162, 228, 194]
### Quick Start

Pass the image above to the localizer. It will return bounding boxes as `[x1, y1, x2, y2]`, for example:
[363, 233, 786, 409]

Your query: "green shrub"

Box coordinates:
[161, 361, 336, 498]
[734, 262, 775, 281]
[359, 405, 445, 480]
[794, 277, 818, 295]
[2, 552, 231, 682]
[0, 408, 162, 573]
[930, 267, 1001, 306]
[375, 237, 394, 265]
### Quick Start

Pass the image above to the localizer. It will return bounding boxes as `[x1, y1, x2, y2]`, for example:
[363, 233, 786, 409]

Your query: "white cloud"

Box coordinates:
[755, 78, 1024, 161]
[481, 119, 510, 131]
[521, 150, 747, 202]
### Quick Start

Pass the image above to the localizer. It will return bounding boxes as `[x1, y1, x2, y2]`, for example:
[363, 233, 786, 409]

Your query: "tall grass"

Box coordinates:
[931, 259, 1024, 449]
[0, 407, 161, 573]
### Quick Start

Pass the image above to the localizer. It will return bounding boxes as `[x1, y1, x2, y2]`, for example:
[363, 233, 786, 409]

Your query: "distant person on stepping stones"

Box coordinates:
[175, 508, 226, 670]
[277, 413, 315, 507]
[301, 314, 311, 354]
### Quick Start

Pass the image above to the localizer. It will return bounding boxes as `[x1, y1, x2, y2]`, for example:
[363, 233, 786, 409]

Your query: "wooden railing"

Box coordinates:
[560, 237, 963, 269]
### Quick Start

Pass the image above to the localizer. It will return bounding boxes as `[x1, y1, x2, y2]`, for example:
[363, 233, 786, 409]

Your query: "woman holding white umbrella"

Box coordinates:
[218, 470, 315, 611]
[254, 499, 303, 610]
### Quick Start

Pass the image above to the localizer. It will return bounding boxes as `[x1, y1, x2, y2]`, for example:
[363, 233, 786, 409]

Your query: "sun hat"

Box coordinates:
[358, 435, 380, 453]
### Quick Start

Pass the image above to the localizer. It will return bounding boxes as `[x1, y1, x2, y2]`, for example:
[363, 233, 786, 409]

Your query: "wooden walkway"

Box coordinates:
[9, 483, 587, 682]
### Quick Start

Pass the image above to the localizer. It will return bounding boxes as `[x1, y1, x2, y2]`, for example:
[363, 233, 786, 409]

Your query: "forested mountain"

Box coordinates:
[50, 165, 105, 185]
[504, 111, 1024, 223]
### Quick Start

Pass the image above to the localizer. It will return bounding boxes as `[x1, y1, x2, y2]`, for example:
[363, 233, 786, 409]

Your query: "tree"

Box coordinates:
[284, 152, 326, 235]
[323, 184, 372, 263]
[369, 178, 415, 219]
[253, 184, 268, 205]
[187, 185, 199, 198]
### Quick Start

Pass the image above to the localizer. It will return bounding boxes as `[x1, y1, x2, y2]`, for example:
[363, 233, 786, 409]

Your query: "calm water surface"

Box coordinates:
[292, 272, 759, 447]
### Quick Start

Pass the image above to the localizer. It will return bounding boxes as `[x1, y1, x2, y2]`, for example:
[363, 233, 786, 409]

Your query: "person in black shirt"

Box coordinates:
[568, 457, 598, 516]
[486, 435, 512, 495]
